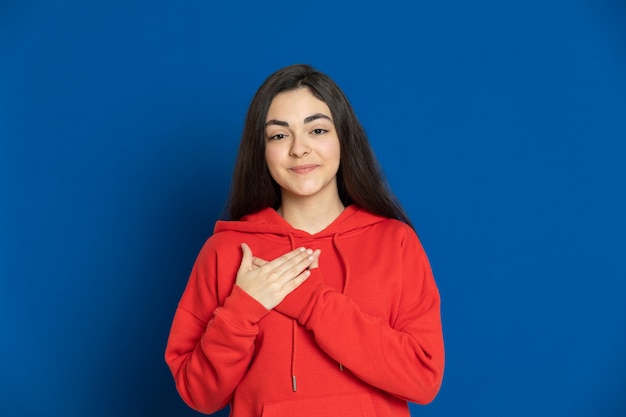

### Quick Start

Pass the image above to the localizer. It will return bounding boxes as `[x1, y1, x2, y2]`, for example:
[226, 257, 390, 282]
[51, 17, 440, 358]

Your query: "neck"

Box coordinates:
[278, 196, 345, 234]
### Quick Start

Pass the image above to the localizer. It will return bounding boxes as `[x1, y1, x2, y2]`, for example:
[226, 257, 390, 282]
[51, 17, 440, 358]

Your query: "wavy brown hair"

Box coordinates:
[227, 64, 413, 228]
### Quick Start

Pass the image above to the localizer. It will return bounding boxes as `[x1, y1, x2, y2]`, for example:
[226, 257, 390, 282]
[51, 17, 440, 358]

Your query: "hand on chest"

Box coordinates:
[252, 236, 402, 315]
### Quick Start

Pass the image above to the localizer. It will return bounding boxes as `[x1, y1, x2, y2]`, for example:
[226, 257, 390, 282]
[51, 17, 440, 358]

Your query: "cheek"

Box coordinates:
[328, 143, 341, 166]
[264, 147, 281, 173]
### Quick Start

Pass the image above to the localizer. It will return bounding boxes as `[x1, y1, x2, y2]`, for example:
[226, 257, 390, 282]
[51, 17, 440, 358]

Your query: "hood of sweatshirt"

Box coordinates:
[213, 205, 389, 392]
[214, 204, 388, 297]
[214, 204, 387, 239]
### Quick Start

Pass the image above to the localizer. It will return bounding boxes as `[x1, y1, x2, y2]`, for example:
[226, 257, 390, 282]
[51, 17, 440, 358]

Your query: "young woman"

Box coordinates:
[165, 64, 444, 417]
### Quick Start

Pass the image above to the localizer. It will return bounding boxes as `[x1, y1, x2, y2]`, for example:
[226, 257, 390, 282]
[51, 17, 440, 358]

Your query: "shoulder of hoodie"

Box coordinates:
[344, 209, 427, 254]
[368, 216, 425, 247]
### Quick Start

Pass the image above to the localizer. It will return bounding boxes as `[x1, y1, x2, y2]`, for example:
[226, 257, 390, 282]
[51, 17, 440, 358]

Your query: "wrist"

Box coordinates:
[218, 285, 270, 329]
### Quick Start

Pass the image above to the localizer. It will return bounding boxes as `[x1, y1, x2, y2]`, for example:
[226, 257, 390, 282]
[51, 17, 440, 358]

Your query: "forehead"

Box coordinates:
[266, 88, 331, 121]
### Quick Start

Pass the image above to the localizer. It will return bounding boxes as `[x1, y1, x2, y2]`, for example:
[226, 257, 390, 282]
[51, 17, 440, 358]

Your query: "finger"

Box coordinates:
[309, 249, 321, 269]
[252, 257, 269, 267]
[272, 247, 307, 264]
[262, 247, 307, 272]
[281, 269, 311, 292]
[269, 248, 314, 279]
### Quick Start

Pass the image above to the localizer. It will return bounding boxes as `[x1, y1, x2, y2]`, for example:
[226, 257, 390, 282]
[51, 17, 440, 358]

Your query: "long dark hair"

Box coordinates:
[227, 64, 413, 229]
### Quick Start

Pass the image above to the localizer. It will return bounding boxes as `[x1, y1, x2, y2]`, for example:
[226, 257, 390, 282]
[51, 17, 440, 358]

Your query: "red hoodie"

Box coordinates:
[165, 205, 444, 417]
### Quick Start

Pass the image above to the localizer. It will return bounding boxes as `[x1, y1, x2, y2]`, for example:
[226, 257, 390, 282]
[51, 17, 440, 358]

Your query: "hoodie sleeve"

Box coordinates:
[164, 241, 270, 414]
[274, 227, 444, 404]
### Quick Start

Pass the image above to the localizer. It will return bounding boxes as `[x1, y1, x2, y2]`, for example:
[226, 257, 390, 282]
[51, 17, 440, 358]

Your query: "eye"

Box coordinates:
[268, 133, 287, 141]
[311, 128, 328, 135]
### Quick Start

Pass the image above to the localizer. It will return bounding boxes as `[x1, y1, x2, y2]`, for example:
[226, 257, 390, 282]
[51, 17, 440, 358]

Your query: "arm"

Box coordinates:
[274, 230, 444, 404]
[164, 244, 270, 414]
[164, 242, 316, 413]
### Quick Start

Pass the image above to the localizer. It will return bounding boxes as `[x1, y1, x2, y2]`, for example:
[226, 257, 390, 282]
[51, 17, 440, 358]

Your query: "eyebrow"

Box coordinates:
[304, 113, 332, 124]
[265, 113, 333, 127]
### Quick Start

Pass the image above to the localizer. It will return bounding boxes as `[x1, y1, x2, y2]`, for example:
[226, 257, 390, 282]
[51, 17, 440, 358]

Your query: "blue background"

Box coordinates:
[1, 1, 625, 416]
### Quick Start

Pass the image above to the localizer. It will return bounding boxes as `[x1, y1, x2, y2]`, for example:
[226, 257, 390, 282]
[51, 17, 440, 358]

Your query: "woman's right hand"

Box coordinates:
[235, 243, 315, 310]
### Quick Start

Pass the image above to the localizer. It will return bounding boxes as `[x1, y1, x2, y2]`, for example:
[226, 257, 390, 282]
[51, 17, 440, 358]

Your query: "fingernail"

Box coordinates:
[306, 249, 313, 255]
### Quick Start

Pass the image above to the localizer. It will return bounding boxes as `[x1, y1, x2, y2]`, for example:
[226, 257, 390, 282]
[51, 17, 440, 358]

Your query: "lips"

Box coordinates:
[289, 164, 318, 174]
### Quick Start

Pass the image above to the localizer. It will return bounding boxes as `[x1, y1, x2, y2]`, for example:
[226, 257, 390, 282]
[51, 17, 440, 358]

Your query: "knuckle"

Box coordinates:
[290, 265, 302, 276]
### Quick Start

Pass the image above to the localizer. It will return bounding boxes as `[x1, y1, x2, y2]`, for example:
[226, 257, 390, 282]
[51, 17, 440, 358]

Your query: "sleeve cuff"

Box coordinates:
[216, 285, 270, 330]
[274, 271, 328, 320]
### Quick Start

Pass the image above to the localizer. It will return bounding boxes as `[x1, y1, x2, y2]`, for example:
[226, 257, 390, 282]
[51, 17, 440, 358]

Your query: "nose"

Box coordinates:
[289, 133, 310, 158]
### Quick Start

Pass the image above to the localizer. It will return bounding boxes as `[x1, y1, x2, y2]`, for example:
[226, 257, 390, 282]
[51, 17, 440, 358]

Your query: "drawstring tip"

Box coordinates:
[339, 363, 344, 371]
[291, 375, 297, 392]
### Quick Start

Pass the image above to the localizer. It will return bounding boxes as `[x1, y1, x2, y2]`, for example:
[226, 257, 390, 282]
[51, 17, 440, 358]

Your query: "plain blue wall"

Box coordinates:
[1, 1, 625, 416]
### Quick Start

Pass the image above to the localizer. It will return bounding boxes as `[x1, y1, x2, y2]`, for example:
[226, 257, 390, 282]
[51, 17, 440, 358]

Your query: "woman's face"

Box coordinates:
[264, 88, 341, 204]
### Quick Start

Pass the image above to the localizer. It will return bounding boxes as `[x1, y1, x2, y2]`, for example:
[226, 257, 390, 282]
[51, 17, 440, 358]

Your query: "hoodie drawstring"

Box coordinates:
[333, 233, 350, 294]
[333, 233, 348, 372]
[287, 233, 298, 391]
[291, 320, 298, 391]
[287, 232, 351, 391]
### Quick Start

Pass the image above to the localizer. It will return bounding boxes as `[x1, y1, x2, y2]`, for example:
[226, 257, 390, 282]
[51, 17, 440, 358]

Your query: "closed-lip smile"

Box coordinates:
[289, 164, 318, 174]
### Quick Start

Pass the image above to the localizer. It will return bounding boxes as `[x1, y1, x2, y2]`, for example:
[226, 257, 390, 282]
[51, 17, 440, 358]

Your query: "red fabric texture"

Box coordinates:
[165, 205, 444, 416]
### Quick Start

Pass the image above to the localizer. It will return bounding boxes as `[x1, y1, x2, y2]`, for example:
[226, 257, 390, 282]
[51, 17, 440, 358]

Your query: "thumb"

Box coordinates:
[239, 243, 253, 270]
